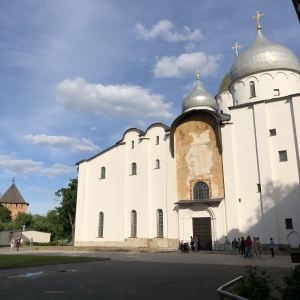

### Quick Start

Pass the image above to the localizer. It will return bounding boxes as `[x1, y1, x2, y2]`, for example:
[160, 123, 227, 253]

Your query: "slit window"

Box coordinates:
[155, 159, 160, 169]
[98, 212, 104, 238]
[157, 209, 163, 238]
[131, 162, 137, 175]
[100, 167, 106, 179]
[131, 210, 137, 237]
[131, 141, 134, 149]
[250, 81, 256, 98]
[269, 129, 276, 136]
[156, 136, 159, 145]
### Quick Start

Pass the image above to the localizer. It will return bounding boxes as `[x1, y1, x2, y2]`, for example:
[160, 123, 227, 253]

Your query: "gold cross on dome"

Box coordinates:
[232, 42, 241, 58]
[253, 10, 264, 29]
[195, 70, 200, 81]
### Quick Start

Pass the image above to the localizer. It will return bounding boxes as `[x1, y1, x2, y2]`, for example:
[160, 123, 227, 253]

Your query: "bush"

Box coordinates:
[277, 265, 300, 300]
[235, 266, 273, 300]
[23, 241, 60, 246]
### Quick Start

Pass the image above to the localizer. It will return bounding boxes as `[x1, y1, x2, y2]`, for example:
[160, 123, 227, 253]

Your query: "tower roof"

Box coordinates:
[0, 182, 28, 205]
[230, 15, 300, 82]
[182, 71, 216, 113]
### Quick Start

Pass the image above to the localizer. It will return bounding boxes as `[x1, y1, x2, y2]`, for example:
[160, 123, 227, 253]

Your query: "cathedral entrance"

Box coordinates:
[193, 217, 212, 250]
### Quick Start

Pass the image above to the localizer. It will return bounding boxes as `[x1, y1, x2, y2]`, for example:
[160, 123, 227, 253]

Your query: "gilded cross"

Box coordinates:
[253, 10, 264, 29]
[195, 70, 200, 81]
[232, 42, 241, 58]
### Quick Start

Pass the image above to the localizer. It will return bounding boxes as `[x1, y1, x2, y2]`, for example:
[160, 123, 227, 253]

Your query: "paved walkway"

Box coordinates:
[0, 246, 297, 268]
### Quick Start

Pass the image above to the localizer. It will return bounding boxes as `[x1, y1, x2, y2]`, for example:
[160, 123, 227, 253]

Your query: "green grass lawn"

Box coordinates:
[0, 255, 100, 267]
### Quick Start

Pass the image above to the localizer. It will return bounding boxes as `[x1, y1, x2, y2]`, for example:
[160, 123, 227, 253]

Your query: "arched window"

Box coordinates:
[100, 167, 106, 179]
[155, 159, 160, 169]
[156, 136, 159, 145]
[131, 210, 137, 237]
[193, 182, 209, 200]
[249, 81, 256, 98]
[132, 162, 137, 175]
[98, 212, 104, 238]
[131, 141, 134, 149]
[157, 209, 163, 237]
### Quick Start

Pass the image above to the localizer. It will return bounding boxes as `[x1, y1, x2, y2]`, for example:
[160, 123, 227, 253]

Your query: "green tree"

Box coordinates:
[55, 178, 77, 243]
[0, 203, 12, 222]
[14, 212, 33, 230]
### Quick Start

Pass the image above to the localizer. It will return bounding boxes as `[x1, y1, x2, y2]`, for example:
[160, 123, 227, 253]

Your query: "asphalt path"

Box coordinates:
[0, 249, 298, 300]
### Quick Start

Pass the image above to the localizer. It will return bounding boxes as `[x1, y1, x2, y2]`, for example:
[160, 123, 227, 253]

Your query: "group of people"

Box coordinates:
[10, 238, 34, 251]
[224, 236, 275, 258]
[179, 236, 201, 253]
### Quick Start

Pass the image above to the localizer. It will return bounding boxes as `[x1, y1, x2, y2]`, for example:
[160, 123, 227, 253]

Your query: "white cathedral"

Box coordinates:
[74, 16, 300, 250]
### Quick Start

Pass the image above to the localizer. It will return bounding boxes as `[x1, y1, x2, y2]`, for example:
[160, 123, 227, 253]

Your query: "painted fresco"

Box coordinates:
[175, 112, 224, 200]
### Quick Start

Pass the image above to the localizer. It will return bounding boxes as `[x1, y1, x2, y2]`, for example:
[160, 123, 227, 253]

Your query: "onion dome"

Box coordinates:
[230, 14, 300, 82]
[182, 71, 217, 113]
[218, 72, 231, 94]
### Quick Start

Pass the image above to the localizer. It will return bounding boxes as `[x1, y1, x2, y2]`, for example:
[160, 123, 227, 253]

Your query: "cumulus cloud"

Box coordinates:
[23, 134, 100, 152]
[134, 20, 203, 42]
[56, 77, 173, 120]
[0, 155, 76, 176]
[153, 52, 222, 78]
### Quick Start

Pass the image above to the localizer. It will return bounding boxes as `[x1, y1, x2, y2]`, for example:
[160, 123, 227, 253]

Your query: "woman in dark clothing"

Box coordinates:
[240, 236, 245, 256]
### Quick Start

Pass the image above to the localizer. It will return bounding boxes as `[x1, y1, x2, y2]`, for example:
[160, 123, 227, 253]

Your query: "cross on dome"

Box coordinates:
[253, 10, 264, 30]
[232, 42, 241, 58]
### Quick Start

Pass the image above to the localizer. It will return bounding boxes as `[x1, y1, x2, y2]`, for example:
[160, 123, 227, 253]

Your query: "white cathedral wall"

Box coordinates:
[221, 94, 300, 247]
[230, 70, 300, 106]
[216, 91, 233, 115]
[75, 125, 179, 248]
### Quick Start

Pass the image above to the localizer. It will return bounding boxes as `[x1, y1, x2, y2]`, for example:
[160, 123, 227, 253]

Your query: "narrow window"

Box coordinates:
[279, 150, 288, 162]
[249, 81, 256, 98]
[16, 204, 18, 209]
[274, 89, 280, 96]
[100, 167, 106, 179]
[131, 141, 134, 149]
[156, 136, 159, 145]
[132, 162, 137, 175]
[157, 209, 163, 238]
[257, 184, 261, 193]
[155, 159, 160, 169]
[98, 212, 104, 237]
[285, 218, 293, 229]
[269, 129, 276, 136]
[131, 210, 137, 237]
[235, 100, 238, 105]
[193, 182, 209, 200]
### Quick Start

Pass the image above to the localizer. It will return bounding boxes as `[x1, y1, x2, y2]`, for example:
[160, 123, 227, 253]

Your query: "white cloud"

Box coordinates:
[0, 154, 76, 177]
[56, 77, 173, 120]
[23, 134, 100, 152]
[153, 52, 222, 78]
[134, 20, 203, 42]
[41, 164, 77, 176]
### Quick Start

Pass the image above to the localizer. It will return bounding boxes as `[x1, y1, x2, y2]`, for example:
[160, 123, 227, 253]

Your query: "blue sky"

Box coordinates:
[0, 0, 299, 215]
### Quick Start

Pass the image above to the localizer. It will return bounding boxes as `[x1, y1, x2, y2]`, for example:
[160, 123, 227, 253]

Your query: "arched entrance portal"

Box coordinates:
[193, 217, 212, 250]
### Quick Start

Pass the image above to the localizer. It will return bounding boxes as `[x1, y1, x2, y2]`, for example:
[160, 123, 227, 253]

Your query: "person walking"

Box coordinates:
[30, 238, 34, 251]
[244, 236, 252, 258]
[10, 239, 15, 251]
[269, 237, 275, 257]
[224, 236, 230, 255]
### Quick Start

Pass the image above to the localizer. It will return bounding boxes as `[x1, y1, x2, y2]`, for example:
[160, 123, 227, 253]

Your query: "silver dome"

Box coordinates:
[182, 79, 216, 112]
[230, 29, 300, 82]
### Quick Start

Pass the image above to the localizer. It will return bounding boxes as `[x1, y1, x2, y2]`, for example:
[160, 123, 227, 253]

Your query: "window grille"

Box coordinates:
[157, 209, 163, 237]
[279, 150, 288, 162]
[98, 212, 104, 238]
[193, 182, 209, 200]
[132, 162, 137, 175]
[131, 210, 137, 237]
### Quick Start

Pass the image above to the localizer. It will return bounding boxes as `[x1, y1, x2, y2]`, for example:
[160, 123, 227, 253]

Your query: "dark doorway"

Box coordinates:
[193, 217, 212, 250]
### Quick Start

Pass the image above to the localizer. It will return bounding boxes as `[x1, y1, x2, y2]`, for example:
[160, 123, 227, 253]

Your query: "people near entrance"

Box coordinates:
[244, 236, 252, 258]
[237, 238, 241, 254]
[15, 238, 21, 251]
[254, 237, 261, 258]
[269, 237, 275, 257]
[224, 236, 230, 255]
[194, 236, 199, 253]
[240, 237, 245, 256]
[231, 238, 238, 255]
[10, 239, 15, 251]
[190, 236, 195, 251]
